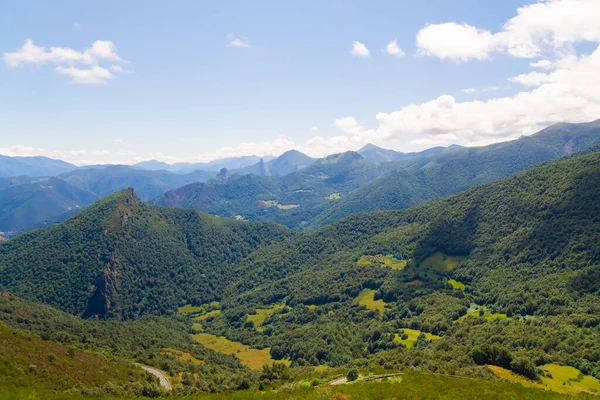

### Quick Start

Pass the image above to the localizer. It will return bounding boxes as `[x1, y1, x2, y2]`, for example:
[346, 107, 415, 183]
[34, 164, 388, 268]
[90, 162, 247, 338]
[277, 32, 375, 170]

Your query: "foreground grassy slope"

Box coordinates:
[1, 372, 596, 399]
[0, 322, 142, 391]
[0, 293, 258, 393]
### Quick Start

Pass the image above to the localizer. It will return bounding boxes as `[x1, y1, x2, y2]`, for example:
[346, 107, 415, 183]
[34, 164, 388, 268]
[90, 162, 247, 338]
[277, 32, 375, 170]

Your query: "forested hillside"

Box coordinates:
[155, 120, 600, 230]
[0, 189, 289, 319]
[193, 149, 600, 380]
[308, 119, 600, 227]
[1, 149, 600, 397]
[153, 151, 397, 228]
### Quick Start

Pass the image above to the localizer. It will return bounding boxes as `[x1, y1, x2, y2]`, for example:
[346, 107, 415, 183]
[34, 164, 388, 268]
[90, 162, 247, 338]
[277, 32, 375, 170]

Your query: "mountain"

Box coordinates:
[0, 177, 99, 234]
[265, 150, 316, 176]
[133, 155, 274, 174]
[357, 144, 448, 163]
[307, 120, 600, 228]
[153, 151, 396, 228]
[3, 149, 600, 392]
[0, 155, 78, 177]
[200, 149, 600, 377]
[59, 165, 216, 200]
[153, 121, 600, 230]
[0, 189, 289, 319]
[0, 166, 217, 235]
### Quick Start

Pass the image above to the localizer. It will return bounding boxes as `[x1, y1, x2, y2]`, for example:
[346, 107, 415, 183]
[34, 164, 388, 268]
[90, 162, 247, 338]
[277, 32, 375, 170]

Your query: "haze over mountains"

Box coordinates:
[2, 120, 600, 238]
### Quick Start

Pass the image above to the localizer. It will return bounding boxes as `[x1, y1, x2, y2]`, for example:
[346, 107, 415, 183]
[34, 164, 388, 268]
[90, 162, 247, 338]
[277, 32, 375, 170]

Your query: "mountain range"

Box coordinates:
[1, 145, 600, 396]
[154, 120, 600, 230]
[3, 120, 600, 238]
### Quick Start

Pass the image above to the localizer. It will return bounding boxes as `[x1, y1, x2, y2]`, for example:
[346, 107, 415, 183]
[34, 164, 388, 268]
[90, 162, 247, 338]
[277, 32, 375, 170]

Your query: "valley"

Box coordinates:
[1, 128, 600, 398]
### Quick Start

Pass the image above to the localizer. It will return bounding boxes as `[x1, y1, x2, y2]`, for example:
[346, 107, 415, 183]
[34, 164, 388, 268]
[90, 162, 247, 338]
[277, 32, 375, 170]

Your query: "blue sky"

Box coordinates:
[2, 0, 600, 165]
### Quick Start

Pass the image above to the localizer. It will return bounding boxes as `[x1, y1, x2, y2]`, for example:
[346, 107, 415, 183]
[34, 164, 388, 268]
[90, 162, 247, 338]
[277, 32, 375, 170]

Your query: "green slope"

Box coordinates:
[195, 150, 600, 379]
[308, 119, 600, 227]
[0, 189, 289, 319]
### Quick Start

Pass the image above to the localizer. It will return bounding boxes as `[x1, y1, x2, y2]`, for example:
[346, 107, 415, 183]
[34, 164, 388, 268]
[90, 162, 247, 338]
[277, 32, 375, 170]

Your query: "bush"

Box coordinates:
[347, 368, 359, 382]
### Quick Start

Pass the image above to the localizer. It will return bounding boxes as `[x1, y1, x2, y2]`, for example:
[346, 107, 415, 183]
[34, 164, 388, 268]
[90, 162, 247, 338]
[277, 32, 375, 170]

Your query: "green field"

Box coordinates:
[357, 255, 408, 270]
[394, 328, 441, 349]
[420, 252, 465, 271]
[457, 304, 509, 322]
[489, 364, 600, 395]
[246, 304, 285, 331]
[448, 279, 466, 290]
[194, 309, 221, 321]
[191, 332, 289, 370]
[355, 289, 386, 314]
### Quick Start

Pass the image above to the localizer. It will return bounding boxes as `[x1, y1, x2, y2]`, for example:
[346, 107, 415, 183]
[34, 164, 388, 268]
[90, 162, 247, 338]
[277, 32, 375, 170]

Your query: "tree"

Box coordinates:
[347, 368, 359, 382]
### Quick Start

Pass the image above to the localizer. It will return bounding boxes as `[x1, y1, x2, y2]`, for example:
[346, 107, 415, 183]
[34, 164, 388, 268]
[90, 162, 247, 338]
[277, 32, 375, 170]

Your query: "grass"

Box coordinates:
[3, 371, 591, 399]
[541, 364, 600, 394]
[394, 329, 441, 349]
[357, 255, 408, 270]
[489, 364, 600, 395]
[420, 252, 465, 272]
[246, 304, 285, 332]
[178, 301, 220, 316]
[0, 323, 140, 391]
[191, 332, 289, 370]
[177, 304, 205, 315]
[326, 193, 341, 200]
[259, 200, 300, 210]
[355, 289, 385, 314]
[161, 348, 205, 364]
[448, 279, 466, 290]
[456, 304, 509, 322]
[193, 309, 221, 321]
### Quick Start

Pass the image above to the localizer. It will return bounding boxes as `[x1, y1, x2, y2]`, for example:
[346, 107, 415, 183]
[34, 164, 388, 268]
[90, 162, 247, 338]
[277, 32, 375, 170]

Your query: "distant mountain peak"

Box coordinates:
[357, 143, 381, 152]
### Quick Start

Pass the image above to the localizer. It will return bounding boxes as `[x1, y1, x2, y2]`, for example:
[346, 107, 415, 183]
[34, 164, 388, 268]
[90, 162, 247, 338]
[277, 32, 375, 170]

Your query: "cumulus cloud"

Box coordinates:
[55, 65, 113, 84]
[384, 40, 405, 57]
[3, 39, 126, 84]
[350, 41, 370, 57]
[228, 34, 251, 48]
[416, 0, 600, 62]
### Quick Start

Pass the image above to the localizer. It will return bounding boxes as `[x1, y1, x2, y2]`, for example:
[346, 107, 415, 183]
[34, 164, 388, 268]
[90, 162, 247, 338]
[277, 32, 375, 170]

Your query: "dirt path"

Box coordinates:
[135, 364, 172, 390]
[329, 376, 349, 385]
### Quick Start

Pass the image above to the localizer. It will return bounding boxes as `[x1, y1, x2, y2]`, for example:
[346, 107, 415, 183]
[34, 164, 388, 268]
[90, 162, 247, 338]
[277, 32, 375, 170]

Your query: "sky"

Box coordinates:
[1, 0, 600, 165]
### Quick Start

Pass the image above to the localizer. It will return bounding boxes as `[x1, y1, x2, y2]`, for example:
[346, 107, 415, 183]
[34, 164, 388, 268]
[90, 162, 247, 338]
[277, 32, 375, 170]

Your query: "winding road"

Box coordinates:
[135, 364, 172, 390]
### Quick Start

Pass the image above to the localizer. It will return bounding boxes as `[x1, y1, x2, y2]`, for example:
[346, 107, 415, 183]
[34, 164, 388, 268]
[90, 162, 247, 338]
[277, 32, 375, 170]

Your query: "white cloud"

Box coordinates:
[350, 41, 370, 58]
[111, 64, 123, 72]
[3, 39, 125, 84]
[4, 39, 121, 67]
[111, 138, 124, 143]
[463, 88, 477, 93]
[416, 0, 600, 62]
[72, 22, 81, 30]
[482, 85, 500, 92]
[311, 126, 318, 131]
[412, 133, 458, 146]
[530, 59, 553, 69]
[384, 40, 405, 57]
[228, 34, 251, 48]
[416, 23, 496, 62]
[55, 65, 113, 84]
